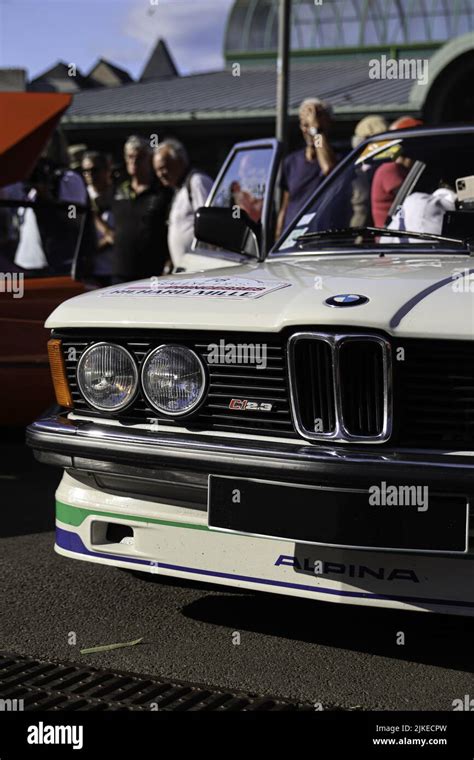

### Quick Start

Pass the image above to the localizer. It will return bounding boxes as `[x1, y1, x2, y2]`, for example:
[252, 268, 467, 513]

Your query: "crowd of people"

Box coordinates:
[0, 99, 426, 284]
[0, 132, 213, 283]
[76, 135, 213, 283]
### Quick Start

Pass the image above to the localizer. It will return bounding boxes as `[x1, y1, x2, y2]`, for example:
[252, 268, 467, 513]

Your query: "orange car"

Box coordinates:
[0, 93, 88, 426]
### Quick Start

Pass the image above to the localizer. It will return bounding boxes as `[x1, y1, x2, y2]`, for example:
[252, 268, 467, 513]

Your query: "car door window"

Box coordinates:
[210, 147, 272, 223]
[193, 142, 280, 257]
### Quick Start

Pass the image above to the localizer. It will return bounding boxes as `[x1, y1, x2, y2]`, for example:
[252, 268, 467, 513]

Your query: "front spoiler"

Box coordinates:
[27, 411, 474, 491]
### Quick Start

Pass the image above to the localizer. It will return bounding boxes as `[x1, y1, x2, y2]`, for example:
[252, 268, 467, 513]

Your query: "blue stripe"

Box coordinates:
[389, 268, 474, 328]
[55, 526, 474, 609]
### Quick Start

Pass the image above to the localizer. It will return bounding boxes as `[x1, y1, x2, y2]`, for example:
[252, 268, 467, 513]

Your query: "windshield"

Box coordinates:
[276, 132, 474, 253]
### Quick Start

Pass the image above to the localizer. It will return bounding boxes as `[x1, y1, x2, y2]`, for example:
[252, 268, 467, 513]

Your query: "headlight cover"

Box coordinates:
[77, 343, 138, 412]
[141, 345, 206, 416]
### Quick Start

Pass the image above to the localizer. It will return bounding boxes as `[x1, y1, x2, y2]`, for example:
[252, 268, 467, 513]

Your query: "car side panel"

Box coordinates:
[0, 276, 85, 425]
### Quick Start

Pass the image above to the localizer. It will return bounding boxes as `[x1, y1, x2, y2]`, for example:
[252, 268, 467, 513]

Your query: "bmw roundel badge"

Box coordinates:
[325, 294, 369, 307]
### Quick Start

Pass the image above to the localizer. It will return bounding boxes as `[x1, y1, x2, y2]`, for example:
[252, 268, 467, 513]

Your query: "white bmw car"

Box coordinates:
[28, 126, 474, 616]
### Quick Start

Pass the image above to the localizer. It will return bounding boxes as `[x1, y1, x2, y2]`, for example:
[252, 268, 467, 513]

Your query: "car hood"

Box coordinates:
[47, 254, 474, 340]
[0, 93, 72, 188]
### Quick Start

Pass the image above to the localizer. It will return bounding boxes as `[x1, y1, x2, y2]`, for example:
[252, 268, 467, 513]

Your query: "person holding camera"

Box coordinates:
[275, 98, 338, 240]
[14, 131, 88, 273]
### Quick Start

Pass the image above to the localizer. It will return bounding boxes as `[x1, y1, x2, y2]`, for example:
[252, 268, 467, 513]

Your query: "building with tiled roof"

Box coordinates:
[27, 0, 474, 175]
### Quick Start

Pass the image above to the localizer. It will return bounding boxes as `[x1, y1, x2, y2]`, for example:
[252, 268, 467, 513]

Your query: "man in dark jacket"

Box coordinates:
[111, 135, 172, 283]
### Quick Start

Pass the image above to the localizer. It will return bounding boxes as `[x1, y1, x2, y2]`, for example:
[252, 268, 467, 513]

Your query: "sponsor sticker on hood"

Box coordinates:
[100, 277, 292, 300]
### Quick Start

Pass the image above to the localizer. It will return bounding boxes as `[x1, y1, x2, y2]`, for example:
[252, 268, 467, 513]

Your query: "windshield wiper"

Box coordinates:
[296, 226, 474, 253]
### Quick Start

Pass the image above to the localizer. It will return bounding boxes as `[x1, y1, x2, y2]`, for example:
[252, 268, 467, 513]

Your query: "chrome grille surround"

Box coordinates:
[287, 332, 393, 444]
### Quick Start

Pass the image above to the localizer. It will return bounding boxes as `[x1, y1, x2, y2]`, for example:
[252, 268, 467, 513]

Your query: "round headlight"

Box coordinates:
[141, 345, 206, 416]
[77, 343, 138, 412]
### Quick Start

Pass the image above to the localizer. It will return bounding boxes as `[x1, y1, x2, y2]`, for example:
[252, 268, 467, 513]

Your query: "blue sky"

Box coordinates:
[0, 0, 235, 80]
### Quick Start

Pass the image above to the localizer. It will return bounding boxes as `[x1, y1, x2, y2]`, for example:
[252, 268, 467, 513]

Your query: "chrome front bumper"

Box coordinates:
[27, 410, 474, 493]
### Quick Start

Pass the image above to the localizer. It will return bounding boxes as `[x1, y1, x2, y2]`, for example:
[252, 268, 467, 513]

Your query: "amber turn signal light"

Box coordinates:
[47, 338, 73, 408]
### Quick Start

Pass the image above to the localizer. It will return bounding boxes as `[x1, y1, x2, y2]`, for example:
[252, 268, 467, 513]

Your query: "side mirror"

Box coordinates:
[194, 207, 260, 257]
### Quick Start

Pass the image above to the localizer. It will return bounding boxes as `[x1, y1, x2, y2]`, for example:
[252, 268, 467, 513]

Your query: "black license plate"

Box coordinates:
[208, 476, 469, 554]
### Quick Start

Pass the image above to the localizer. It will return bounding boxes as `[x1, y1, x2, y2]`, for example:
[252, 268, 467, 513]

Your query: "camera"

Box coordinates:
[25, 158, 63, 196]
[456, 175, 474, 209]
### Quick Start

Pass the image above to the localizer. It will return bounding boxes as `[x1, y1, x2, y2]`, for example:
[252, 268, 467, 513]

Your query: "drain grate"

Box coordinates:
[0, 652, 314, 711]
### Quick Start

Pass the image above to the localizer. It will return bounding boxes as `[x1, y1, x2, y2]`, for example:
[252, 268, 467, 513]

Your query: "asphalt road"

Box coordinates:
[1, 431, 473, 711]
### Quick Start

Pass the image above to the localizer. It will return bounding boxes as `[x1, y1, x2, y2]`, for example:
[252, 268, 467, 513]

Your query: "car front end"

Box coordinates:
[27, 248, 474, 616]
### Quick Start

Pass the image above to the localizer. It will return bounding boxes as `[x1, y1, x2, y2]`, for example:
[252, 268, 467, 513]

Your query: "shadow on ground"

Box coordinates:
[0, 427, 60, 537]
[178, 590, 474, 673]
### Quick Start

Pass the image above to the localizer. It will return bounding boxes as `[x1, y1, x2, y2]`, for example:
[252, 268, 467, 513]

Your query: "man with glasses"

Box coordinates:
[81, 151, 115, 284]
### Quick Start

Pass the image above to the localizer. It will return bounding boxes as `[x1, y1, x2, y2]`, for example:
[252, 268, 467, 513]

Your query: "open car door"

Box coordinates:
[0, 92, 90, 425]
[0, 197, 89, 426]
[179, 138, 282, 273]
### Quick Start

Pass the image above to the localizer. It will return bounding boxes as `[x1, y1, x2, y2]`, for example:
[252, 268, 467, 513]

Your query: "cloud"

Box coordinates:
[125, 0, 235, 74]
